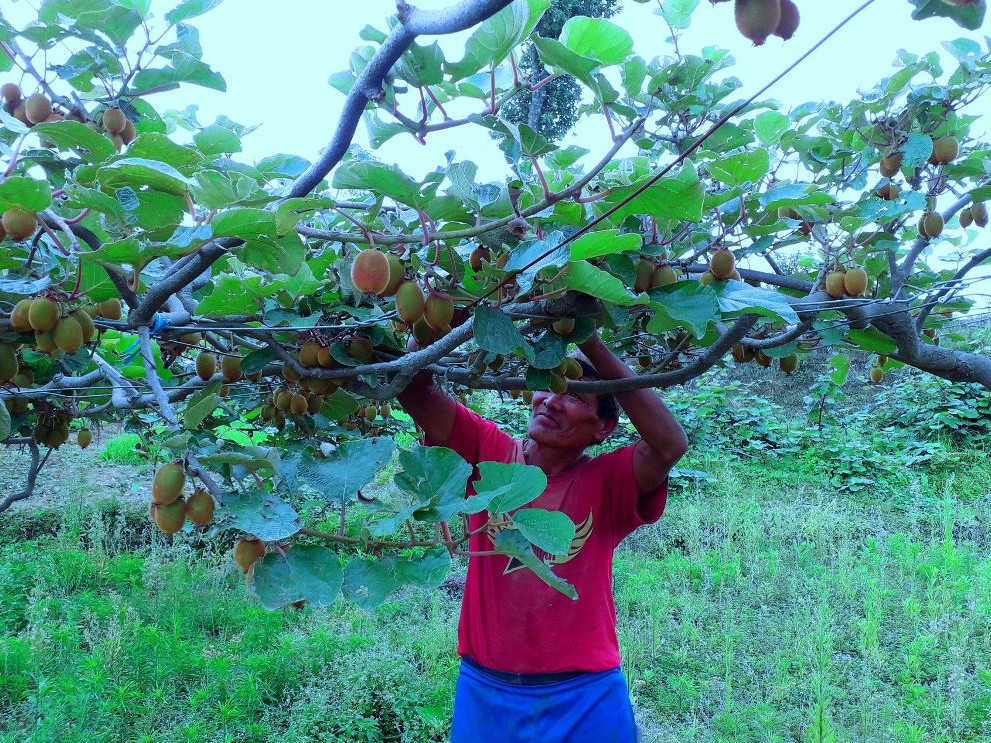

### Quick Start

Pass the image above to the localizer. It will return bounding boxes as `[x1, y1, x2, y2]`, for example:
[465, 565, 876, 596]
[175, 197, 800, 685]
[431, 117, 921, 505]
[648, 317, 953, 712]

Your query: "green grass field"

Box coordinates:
[2, 369, 991, 742]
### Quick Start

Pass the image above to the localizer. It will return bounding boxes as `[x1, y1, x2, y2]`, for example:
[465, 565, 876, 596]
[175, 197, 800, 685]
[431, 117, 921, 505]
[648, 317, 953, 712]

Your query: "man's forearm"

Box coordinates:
[578, 336, 688, 466]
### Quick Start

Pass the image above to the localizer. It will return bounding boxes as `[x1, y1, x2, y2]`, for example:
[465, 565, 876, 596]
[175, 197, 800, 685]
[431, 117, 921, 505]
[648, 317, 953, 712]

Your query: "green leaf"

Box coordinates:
[219, 490, 301, 542]
[829, 353, 851, 386]
[211, 208, 276, 239]
[395, 446, 472, 522]
[183, 392, 220, 429]
[559, 16, 632, 67]
[251, 546, 342, 610]
[565, 261, 637, 305]
[446, 0, 551, 80]
[504, 232, 571, 293]
[512, 508, 576, 556]
[707, 149, 769, 186]
[287, 437, 395, 502]
[127, 133, 203, 174]
[647, 281, 720, 338]
[474, 305, 535, 362]
[165, 0, 222, 25]
[196, 447, 276, 470]
[332, 159, 426, 209]
[98, 158, 193, 196]
[753, 111, 789, 146]
[907, 0, 985, 30]
[240, 347, 276, 374]
[194, 274, 275, 316]
[710, 281, 799, 325]
[595, 164, 704, 223]
[131, 51, 225, 93]
[847, 327, 898, 354]
[319, 389, 360, 421]
[493, 530, 577, 599]
[655, 0, 700, 29]
[194, 121, 241, 155]
[342, 557, 402, 609]
[758, 184, 834, 210]
[899, 133, 934, 170]
[465, 461, 547, 514]
[30, 120, 116, 162]
[569, 230, 641, 260]
[0, 177, 52, 212]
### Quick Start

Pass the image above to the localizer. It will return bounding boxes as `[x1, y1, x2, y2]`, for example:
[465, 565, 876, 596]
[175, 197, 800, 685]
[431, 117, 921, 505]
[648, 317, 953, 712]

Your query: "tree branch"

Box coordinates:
[0, 440, 41, 513]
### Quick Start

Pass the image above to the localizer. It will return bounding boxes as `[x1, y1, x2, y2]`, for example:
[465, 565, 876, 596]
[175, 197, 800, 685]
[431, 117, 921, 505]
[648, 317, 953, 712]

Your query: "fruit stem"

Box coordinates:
[423, 86, 449, 119]
[529, 155, 552, 201]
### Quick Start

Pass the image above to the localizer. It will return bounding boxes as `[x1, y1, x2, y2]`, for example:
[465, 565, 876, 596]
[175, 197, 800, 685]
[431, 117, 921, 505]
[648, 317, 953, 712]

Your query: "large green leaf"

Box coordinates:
[332, 159, 426, 209]
[30, 120, 116, 162]
[97, 157, 193, 196]
[569, 230, 641, 260]
[446, 0, 551, 80]
[753, 111, 790, 146]
[907, 0, 985, 29]
[504, 232, 571, 293]
[647, 281, 720, 338]
[565, 261, 637, 305]
[219, 490, 301, 542]
[707, 149, 769, 186]
[395, 446, 472, 522]
[343, 548, 451, 610]
[211, 208, 277, 239]
[511, 508, 576, 556]
[286, 437, 395, 502]
[0, 177, 52, 212]
[559, 16, 632, 67]
[710, 281, 799, 325]
[493, 530, 577, 599]
[847, 328, 898, 354]
[251, 546, 342, 610]
[465, 461, 547, 514]
[474, 305, 535, 362]
[194, 274, 276, 316]
[595, 164, 704, 223]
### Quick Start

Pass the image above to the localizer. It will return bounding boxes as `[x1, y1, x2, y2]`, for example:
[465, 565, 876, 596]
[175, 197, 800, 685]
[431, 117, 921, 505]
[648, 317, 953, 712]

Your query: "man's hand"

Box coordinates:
[578, 332, 688, 494]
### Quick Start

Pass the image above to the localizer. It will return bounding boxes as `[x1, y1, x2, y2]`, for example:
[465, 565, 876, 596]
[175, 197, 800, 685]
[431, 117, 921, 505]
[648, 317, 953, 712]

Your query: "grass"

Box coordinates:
[2, 449, 990, 742]
[98, 432, 147, 465]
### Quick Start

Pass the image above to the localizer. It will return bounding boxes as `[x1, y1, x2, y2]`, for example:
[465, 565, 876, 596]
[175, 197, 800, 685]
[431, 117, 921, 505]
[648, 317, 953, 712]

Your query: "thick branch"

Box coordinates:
[0, 440, 41, 513]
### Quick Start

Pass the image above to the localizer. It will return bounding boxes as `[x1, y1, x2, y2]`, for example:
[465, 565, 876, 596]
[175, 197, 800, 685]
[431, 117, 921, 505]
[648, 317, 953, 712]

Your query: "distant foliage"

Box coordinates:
[870, 374, 991, 446]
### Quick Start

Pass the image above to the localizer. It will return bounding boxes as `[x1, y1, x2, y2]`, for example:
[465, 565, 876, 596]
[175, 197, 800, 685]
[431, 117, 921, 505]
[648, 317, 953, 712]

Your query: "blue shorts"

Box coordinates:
[450, 658, 639, 743]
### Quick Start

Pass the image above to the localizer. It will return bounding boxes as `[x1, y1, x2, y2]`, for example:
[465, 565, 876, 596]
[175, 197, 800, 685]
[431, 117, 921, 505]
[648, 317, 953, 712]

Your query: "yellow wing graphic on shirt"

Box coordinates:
[503, 511, 593, 574]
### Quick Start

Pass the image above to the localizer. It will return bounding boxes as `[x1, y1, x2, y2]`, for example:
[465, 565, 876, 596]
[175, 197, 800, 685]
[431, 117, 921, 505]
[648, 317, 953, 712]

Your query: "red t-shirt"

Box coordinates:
[429, 403, 668, 674]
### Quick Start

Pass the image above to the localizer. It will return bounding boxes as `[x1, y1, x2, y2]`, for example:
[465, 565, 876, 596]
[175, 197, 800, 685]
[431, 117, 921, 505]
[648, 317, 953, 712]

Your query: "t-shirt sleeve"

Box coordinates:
[597, 444, 669, 541]
[422, 402, 516, 466]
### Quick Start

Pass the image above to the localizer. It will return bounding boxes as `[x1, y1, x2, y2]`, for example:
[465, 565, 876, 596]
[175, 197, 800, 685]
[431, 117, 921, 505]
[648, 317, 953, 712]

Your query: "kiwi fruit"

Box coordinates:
[971, 202, 988, 227]
[71, 308, 96, 344]
[185, 488, 215, 527]
[380, 254, 405, 297]
[10, 298, 33, 331]
[151, 498, 186, 535]
[773, 0, 799, 40]
[778, 353, 799, 375]
[824, 271, 846, 299]
[633, 259, 654, 293]
[0, 344, 17, 382]
[28, 297, 59, 332]
[395, 281, 426, 324]
[24, 93, 52, 124]
[424, 291, 454, 330]
[99, 298, 122, 320]
[709, 249, 736, 280]
[221, 354, 242, 382]
[102, 107, 126, 135]
[121, 119, 136, 145]
[77, 429, 92, 449]
[563, 357, 584, 380]
[307, 395, 323, 415]
[290, 394, 308, 416]
[843, 267, 869, 297]
[2, 208, 37, 241]
[755, 350, 772, 368]
[735, 0, 782, 46]
[412, 318, 438, 347]
[651, 266, 679, 287]
[879, 151, 903, 178]
[930, 136, 959, 165]
[53, 316, 84, 354]
[699, 271, 716, 286]
[275, 390, 293, 411]
[298, 342, 320, 368]
[152, 462, 185, 506]
[922, 213, 944, 238]
[469, 246, 490, 271]
[234, 537, 266, 571]
[348, 335, 374, 363]
[869, 366, 884, 383]
[875, 183, 899, 201]
[34, 331, 56, 353]
[552, 317, 575, 335]
[960, 208, 974, 228]
[0, 83, 21, 104]
[350, 249, 391, 294]
[548, 373, 568, 395]
[282, 361, 302, 382]
[195, 351, 217, 381]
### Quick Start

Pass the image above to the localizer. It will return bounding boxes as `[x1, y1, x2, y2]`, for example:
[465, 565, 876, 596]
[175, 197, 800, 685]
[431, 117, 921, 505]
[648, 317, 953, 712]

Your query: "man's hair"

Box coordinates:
[573, 358, 619, 422]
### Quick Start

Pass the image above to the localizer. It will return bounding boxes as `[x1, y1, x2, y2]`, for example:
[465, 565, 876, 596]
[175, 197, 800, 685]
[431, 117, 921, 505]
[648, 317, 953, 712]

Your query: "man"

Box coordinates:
[397, 332, 688, 743]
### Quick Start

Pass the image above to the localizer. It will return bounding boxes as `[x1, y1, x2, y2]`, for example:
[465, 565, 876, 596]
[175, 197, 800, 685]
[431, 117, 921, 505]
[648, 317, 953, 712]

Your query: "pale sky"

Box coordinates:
[4, 0, 990, 308]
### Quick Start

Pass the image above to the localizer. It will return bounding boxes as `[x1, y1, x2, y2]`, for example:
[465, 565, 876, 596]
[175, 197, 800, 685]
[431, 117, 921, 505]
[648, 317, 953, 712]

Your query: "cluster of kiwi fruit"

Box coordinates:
[699, 248, 742, 285]
[633, 258, 680, 293]
[149, 461, 216, 536]
[869, 355, 888, 384]
[731, 343, 799, 374]
[823, 265, 869, 300]
[712, 0, 800, 46]
[7, 296, 115, 356]
[958, 202, 988, 229]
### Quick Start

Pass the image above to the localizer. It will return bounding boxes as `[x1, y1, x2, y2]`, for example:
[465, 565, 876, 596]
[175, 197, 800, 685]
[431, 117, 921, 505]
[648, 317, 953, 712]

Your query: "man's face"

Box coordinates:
[527, 386, 616, 451]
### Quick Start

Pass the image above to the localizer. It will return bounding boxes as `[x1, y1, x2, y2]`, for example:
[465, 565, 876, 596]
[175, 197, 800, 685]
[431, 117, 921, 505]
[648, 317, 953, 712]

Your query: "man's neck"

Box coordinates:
[523, 438, 588, 477]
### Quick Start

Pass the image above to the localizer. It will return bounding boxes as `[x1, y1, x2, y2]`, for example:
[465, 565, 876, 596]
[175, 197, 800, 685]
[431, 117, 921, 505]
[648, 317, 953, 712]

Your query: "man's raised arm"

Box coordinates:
[397, 368, 459, 446]
[578, 334, 688, 495]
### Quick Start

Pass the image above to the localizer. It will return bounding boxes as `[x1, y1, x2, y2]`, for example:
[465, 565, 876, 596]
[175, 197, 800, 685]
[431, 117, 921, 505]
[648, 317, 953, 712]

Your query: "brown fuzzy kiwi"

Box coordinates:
[282, 361, 302, 382]
[552, 317, 575, 335]
[221, 354, 242, 382]
[152, 462, 185, 506]
[651, 266, 679, 287]
[824, 271, 846, 299]
[412, 318, 438, 347]
[0, 83, 21, 104]
[971, 202, 988, 227]
[34, 331, 56, 353]
[0, 344, 17, 383]
[869, 366, 884, 383]
[275, 390, 293, 411]
[778, 353, 799, 375]
[121, 119, 136, 145]
[699, 271, 716, 286]
[843, 267, 869, 297]
[152, 498, 186, 535]
[24, 93, 52, 124]
[2, 208, 37, 241]
[298, 342, 320, 368]
[923, 213, 944, 238]
[735, 0, 782, 46]
[960, 208, 974, 228]
[290, 394, 308, 416]
[99, 298, 122, 320]
[773, 0, 799, 40]
[709, 248, 736, 280]
[930, 136, 959, 165]
[875, 183, 900, 201]
[633, 259, 654, 293]
[10, 298, 33, 331]
[563, 357, 584, 380]
[350, 249, 391, 294]
[102, 107, 126, 135]
[348, 336, 374, 363]
[77, 429, 92, 449]
[879, 151, 902, 178]
[380, 254, 405, 297]
[548, 373, 568, 395]
[469, 246, 490, 271]
[185, 488, 216, 527]
[53, 316, 84, 354]
[423, 291, 454, 330]
[195, 351, 217, 381]
[755, 350, 772, 368]
[71, 308, 96, 344]
[395, 281, 426, 324]
[28, 297, 59, 332]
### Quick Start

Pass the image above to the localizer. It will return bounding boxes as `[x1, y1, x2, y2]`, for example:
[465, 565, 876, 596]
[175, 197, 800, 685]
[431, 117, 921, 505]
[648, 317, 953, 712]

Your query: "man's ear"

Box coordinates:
[592, 417, 619, 445]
